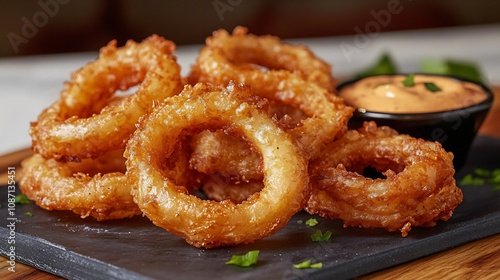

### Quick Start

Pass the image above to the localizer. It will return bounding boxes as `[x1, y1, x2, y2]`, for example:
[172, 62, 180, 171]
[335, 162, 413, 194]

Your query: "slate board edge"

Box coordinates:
[0, 230, 151, 280]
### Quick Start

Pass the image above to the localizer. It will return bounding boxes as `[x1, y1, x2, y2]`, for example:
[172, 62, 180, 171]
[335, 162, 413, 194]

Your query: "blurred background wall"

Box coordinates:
[1, 0, 499, 57]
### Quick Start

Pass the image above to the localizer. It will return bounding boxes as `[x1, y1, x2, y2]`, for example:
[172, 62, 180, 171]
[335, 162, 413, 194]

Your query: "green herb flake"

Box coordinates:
[293, 260, 323, 269]
[311, 230, 332, 242]
[424, 82, 441, 92]
[460, 174, 485, 185]
[460, 168, 500, 190]
[297, 220, 303, 224]
[473, 168, 490, 177]
[402, 74, 415, 87]
[226, 250, 259, 267]
[15, 194, 32, 205]
[24, 212, 33, 217]
[310, 262, 323, 269]
[491, 169, 500, 177]
[490, 170, 500, 184]
[305, 218, 319, 227]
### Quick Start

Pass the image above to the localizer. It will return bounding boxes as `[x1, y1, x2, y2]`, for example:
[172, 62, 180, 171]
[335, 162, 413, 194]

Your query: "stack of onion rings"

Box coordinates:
[18, 27, 464, 248]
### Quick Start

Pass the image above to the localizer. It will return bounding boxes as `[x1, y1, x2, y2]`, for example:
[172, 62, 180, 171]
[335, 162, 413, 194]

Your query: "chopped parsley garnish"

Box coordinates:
[401, 73, 441, 92]
[491, 170, 500, 184]
[461, 174, 485, 185]
[402, 74, 415, 87]
[24, 212, 33, 217]
[311, 230, 332, 242]
[424, 82, 441, 92]
[15, 194, 32, 205]
[460, 168, 500, 190]
[226, 250, 259, 267]
[305, 218, 319, 227]
[473, 168, 491, 177]
[294, 260, 323, 269]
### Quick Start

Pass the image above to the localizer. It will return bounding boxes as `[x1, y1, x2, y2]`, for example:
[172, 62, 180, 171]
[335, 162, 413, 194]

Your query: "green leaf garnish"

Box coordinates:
[311, 230, 332, 242]
[310, 262, 323, 269]
[473, 168, 491, 177]
[305, 218, 319, 227]
[294, 260, 323, 269]
[460, 168, 500, 190]
[24, 212, 33, 217]
[490, 171, 500, 184]
[402, 74, 415, 87]
[15, 194, 32, 205]
[420, 59, 484, 83]
[356, 53, 397, 79]
[420, 59, 448, 75]
[356, 55, 484, 85]
[460, 174, 485, 185]
[226, 250, 259, 267]
[424, 82, 441, 92]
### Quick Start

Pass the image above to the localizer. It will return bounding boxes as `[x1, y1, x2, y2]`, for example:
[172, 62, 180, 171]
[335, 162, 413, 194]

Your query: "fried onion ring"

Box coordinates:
[189, 26, 336, 91]
[19, 149, 141, 221]
[30, 35, 183, 161]
[306, 122, 463, 236]
[125, 82, 310, 248]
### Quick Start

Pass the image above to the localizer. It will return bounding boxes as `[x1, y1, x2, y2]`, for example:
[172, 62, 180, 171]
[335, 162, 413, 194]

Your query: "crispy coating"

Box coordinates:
[125, 82, 310, 248]
[306, 122, 463, 236]
[30, 35, 183, 161]
[189, 130, 263, 182]
[201, 176, 264, 204]
[19, 150, 141, 221]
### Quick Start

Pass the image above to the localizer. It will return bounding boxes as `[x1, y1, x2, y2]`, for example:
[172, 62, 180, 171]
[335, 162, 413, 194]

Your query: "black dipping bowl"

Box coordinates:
[337, 75, 494, 170]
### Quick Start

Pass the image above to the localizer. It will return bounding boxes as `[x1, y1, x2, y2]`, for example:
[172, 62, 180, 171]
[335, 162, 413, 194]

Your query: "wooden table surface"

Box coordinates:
[1, 88, 499, 279]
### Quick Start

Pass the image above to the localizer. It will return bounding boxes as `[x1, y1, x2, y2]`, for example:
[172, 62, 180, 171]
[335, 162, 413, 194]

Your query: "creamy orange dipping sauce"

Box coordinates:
[339, 75, 488, 113]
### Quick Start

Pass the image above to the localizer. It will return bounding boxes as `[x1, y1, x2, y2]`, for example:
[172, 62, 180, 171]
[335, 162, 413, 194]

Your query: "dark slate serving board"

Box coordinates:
[1, 136, 499, 280]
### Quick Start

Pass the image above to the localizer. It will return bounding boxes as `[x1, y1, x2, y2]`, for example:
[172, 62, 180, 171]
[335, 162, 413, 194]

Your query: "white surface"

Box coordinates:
[1, 24, 499, 155]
